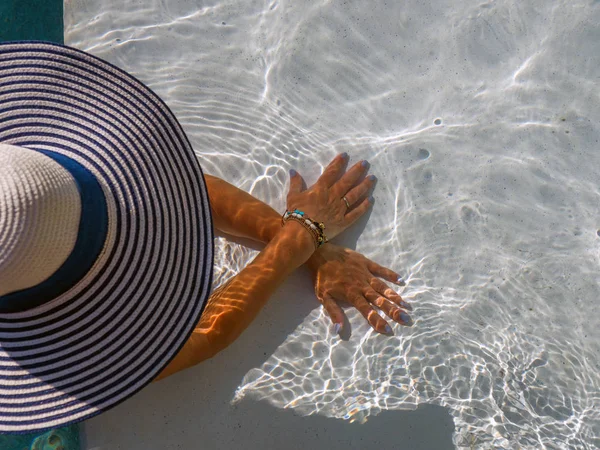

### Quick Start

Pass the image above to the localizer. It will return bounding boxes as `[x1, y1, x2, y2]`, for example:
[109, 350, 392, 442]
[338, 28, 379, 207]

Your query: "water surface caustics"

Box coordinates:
[66, 0, 600, 448]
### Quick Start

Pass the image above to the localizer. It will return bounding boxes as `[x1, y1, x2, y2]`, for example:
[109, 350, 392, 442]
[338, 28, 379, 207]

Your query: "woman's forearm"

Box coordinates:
[205, 174, 329, 272]
[205, 174, 329, 273]
[155, 221, 314, 380]
[199, 221, 313, 351]
[205, 174, 282, 244]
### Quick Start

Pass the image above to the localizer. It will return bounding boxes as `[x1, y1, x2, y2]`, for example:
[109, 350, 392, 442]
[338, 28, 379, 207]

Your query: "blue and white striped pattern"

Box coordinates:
[0, 41, 213, 434]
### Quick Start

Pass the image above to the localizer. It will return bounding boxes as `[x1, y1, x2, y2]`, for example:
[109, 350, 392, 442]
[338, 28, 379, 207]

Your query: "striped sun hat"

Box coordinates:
[0, 41, 213, 434]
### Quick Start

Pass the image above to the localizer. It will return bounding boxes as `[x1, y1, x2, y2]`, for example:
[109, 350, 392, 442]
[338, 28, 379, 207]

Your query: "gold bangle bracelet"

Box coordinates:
[283, 216, 319, 250]
[281, 209, 328, 249]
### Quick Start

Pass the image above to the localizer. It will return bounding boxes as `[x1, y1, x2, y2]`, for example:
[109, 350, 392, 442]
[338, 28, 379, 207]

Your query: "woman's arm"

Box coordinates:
[155, 221, 314, 381]
[156, 153, 373, 380]
[204, 169, 412, 335]
[205, 159, 372, 245]
[205, 174, 281, 244]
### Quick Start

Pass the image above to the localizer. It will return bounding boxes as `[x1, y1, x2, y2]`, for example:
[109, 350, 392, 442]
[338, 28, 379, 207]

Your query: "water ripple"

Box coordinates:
[66, 0, 600, 447]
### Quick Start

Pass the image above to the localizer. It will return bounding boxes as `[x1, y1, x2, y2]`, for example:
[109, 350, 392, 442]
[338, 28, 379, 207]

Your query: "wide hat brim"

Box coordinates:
[0, 41, 213, 433]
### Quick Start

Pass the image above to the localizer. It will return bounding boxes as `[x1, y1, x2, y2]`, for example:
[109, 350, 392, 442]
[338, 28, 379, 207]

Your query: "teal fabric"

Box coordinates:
[0, 2, 82, 449]
[0, 426, 81, 450]
[0, 0, 63, 43]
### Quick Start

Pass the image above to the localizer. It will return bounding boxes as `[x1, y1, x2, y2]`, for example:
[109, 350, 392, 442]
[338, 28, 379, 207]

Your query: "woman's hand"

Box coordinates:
[286, 153, 375, 240]
[306, 243, 413, 335]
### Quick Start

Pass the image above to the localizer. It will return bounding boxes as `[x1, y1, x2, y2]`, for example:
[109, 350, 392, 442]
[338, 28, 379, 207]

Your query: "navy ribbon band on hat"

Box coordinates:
[0, 41, 213, 434]
[0, 149, 109, 313]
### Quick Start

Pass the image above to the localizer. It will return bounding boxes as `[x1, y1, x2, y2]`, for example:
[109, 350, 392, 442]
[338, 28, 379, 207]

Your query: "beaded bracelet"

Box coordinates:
[281, 209, 328, 249]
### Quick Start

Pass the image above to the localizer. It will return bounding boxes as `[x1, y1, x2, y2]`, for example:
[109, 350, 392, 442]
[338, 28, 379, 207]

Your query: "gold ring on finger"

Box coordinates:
[342, 196, 351, 209]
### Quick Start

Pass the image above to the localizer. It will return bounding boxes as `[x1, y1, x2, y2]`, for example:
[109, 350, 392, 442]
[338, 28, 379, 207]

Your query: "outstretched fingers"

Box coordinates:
[317, 153, 349, 188]
[370, 277, 413, 316]
[288, 168, 305, 195]
[342, 173, 376, 208]
[367, 260, 407, 287]
[364, 289, 412, 326]
[319, 292, 346, 334]
[344, 196, 374, 225]
[348, 294, 394, 335]
[334, 159, 370, 195]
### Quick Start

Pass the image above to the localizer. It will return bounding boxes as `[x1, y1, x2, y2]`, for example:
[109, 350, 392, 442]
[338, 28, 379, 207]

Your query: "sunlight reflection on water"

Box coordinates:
[66, 0, 600, 447]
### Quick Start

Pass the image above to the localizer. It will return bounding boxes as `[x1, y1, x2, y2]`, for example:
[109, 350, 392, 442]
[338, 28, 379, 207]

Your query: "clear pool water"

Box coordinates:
[66, 0, 600, 448]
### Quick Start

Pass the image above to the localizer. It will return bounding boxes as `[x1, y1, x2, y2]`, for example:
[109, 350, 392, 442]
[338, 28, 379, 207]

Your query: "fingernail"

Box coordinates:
[399, 312, 413, 326]
[384, 324, 393, 335]
[361, 160, 370, 168]
[334, 323, 342, 334]
[397, 277, 406, 286]
[368, 174, 376, 181]
[369, 196, 375, 204]
[340, 152, 349, 160]
[289, 169, 297, 177]
[400, 300, 413, 311]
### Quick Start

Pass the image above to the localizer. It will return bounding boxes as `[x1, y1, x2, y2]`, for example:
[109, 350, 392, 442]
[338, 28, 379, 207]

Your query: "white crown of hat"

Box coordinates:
[0, 143, 81, 298]
[0, 41, 214, 434]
